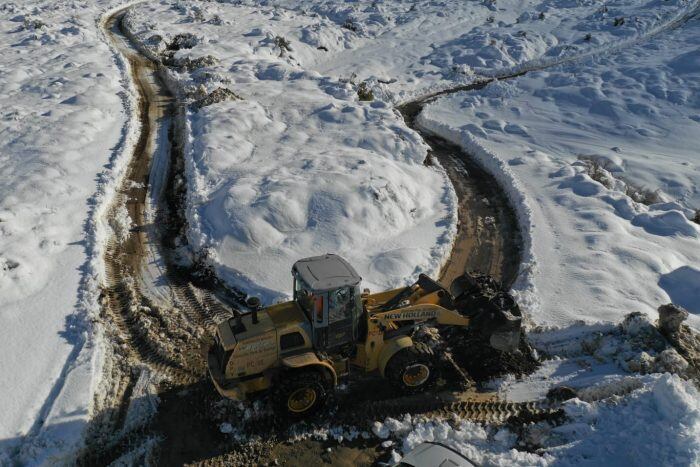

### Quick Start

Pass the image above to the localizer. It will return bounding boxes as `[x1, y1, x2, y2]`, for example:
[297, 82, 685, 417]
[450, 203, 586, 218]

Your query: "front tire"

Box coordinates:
[385, 343, 437, 393]
[274, 370, 329, 418]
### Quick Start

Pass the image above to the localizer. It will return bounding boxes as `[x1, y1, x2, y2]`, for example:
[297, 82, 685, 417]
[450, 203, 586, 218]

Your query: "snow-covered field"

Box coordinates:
[419, 4, 700, 328]
[0, 0, 132, 463]
[123, 0, 698, 305]
[1, 0, 699, 464]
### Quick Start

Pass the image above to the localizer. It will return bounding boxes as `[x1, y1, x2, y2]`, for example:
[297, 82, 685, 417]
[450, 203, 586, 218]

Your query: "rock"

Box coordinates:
[168, 32, 199, 51]
[653, 349, 689, 375]
[625, 351, 655, 373]
[191, 87, 242, 110]
[546, 386, 578, 402]
[658, 303, 688, 334]
[621, 311, 654, 337]
[163, 54, 219, 71]
[620, 312, 666, 352]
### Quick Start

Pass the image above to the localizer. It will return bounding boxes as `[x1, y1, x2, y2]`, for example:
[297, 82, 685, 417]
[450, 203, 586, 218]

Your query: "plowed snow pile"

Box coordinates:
[375, 314, 700, 464]
[377, 373, 700, 465]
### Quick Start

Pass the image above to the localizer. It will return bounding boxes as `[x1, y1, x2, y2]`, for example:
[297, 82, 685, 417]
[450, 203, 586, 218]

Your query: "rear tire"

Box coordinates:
[274, 370, 330, 418]
[385, 343, 437, 393]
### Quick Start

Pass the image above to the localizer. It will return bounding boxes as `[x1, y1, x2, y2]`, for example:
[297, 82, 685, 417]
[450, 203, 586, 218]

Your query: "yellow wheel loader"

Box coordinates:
[207, 254, 522, 416]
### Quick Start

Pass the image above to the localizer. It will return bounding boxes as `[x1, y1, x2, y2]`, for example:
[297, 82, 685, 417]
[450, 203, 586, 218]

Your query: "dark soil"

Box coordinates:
[443, 328, 539, 382]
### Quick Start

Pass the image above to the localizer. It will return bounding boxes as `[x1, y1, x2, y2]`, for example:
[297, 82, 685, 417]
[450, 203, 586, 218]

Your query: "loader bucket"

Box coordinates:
[451, 274, 522, 353]
[486, 310, 522, 353]
[471, 297, 522, 352]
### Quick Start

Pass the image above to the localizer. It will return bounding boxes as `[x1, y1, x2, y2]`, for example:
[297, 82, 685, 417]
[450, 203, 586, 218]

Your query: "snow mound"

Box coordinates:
[556, 374, 700, 466]
[632, 210, 699, 238]
[659, 266, 700, 314]
[124, 3, 459, 301]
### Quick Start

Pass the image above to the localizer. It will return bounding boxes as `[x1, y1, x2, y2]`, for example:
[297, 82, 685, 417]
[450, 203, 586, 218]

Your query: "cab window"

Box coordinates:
[314, 295, 324, 323]
[280, 332, 305, 351]
[328, 286, 354, 324]
[295, 274, 325, 324]
[295, 274, 313, 317]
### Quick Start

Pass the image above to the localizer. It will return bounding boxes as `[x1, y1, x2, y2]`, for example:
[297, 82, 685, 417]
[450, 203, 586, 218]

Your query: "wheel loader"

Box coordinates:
[207, 254, 522, 416]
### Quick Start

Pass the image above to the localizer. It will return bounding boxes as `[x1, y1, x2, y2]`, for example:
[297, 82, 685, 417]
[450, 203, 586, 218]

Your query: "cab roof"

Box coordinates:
[292, 254, 361, 292]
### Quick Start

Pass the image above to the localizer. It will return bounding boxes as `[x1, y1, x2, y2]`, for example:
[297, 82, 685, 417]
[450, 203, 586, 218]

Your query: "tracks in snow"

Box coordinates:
[85, 8, 531, 464]
[84, 1, 700, 464]
[80, 11, 241, 464]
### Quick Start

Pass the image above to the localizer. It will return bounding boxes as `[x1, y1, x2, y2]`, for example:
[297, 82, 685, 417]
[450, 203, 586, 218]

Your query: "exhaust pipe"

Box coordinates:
[246, 296, 261, 324]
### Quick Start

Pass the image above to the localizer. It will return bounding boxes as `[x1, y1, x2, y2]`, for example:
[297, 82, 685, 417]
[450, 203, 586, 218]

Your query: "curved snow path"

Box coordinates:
[402, 0, 700, 308]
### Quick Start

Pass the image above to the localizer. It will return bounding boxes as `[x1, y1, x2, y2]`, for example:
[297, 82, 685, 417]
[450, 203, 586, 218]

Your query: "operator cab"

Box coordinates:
[292, 254, 362, 352]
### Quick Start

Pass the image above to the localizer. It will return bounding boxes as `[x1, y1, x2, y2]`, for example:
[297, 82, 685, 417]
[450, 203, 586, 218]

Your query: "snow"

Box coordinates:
[553, 374, 700, 466]
[376, 356, 700, 465]
[1, 0, 699, 463]
[122, 0, 699, 305]
[0, 0, 134, 463]
[373, 413, 551, 465]
[418, 7, 700, 328]
[123, 2, 459, 300]
[659, 266, 700, 314]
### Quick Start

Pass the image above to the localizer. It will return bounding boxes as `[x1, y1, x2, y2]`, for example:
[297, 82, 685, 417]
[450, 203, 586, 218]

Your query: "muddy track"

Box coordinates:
[399, 97, 522, 288]
[79, 12, 236, 465]
[80, 9, 534, 464]
[85, 3, 700, 463]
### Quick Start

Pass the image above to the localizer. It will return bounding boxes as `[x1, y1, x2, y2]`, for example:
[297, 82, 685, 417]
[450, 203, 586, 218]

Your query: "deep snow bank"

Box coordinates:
[0, 0, 134, 463]
[375, 373, 699, 466]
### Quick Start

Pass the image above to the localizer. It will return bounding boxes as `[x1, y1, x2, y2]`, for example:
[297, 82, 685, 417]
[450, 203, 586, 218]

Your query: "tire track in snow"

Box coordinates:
[81, 1, 700, 464]
[84, 6, 533, 463]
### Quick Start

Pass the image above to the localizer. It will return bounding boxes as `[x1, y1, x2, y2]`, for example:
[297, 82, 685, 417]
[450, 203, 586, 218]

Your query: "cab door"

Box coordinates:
[324, 286, 357, 350]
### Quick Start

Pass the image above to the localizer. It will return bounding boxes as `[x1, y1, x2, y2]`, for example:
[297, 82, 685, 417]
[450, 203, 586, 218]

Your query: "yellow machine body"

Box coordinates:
[207, 271, 473, 401]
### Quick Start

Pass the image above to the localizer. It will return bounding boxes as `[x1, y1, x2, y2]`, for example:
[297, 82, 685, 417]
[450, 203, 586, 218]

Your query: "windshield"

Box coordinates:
[328, 286, 354, 323]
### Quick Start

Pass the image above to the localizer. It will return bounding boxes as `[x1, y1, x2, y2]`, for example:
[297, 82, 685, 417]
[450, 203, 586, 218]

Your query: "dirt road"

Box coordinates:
[80, 7, 533, 466]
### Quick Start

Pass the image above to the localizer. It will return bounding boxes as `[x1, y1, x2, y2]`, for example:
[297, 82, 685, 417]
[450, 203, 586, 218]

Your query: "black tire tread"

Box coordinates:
[273, 369, 330, 418]
[385, 343, 437, 393]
